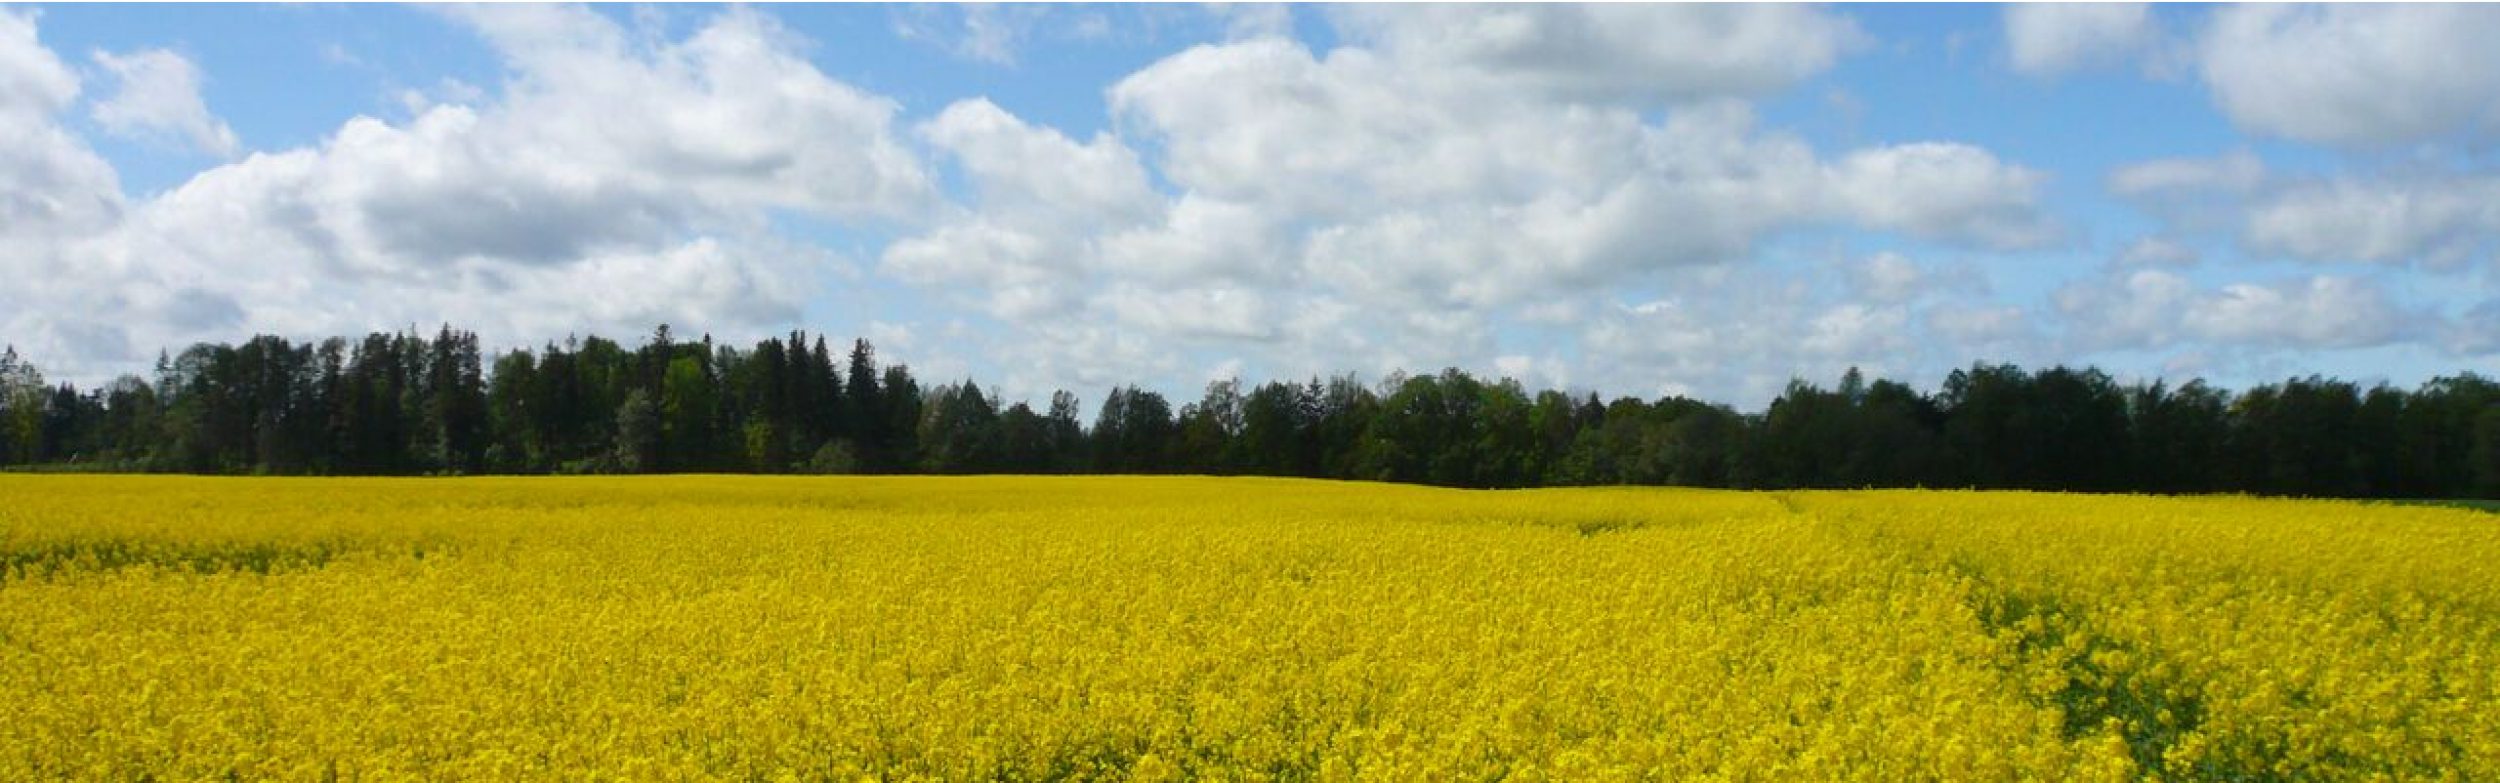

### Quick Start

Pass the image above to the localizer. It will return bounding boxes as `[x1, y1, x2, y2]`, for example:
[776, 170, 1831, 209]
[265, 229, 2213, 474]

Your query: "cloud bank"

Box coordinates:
[3, 4, 2496, 409]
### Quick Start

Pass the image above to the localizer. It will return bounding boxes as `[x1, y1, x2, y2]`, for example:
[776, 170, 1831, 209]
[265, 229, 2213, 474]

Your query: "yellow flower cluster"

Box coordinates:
[1, 475, 2491, 780]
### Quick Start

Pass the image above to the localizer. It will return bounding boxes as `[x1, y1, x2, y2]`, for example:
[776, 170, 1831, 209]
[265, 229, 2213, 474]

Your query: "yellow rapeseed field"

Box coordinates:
[1, 475, 2494, 781]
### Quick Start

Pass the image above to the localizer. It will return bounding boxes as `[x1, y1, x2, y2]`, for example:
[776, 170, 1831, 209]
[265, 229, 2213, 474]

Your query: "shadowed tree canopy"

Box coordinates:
[4, 329, 2497, 500]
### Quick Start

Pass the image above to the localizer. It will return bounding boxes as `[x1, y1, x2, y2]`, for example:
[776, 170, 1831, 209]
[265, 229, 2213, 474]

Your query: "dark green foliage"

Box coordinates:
[1092, 386, 1175, 472]
[1173, 379, 1245, 474]
[844, 339, 884, 468]
[805, 439, 863, 474]
[659, 353, 717, 472]
[919, 381, 1000, 473]
[6, 332, 2500, 499]
[612, 389, 660, 473]
[1939, 365, 2130, 491]
[1971, 588, 2215, 779]
[3, 538, 349, 582]
[879, 365, 922, 472]
[427, 326, 489, 474]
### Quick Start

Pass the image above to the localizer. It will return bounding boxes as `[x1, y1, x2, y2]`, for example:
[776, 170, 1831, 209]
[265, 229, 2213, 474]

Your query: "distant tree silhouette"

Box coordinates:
[5, 326, 2499, 500]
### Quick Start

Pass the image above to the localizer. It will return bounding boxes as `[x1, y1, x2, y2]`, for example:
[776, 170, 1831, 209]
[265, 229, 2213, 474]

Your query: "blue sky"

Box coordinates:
[4, 4, 2497, 409]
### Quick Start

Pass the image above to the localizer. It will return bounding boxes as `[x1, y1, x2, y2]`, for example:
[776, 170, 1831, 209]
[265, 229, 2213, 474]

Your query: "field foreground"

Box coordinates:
[2, 476, 2496, 781]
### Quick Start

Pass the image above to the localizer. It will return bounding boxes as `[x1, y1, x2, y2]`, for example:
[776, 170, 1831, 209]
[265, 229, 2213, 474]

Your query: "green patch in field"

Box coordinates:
[1963, 580, 2238, 781]
[0, 537, 442, 583]
[1572, 518, 1640, 537]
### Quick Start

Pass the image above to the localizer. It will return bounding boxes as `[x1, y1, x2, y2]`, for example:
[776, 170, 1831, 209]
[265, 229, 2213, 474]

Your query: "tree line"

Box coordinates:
[5, 326, 2499, 498]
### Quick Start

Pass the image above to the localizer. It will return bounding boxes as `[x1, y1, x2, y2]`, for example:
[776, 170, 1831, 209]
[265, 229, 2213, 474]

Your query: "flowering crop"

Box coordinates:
[1, 475, 2491, 780]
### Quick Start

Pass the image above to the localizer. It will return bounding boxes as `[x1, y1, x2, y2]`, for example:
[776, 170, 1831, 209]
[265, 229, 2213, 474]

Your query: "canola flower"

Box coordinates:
[0, 474, 2492, 780]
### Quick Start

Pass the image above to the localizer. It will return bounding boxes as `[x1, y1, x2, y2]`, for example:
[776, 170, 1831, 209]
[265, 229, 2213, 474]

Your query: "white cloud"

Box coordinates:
[1104, 37, 2048, 281]
[1927, 305, 2032, 347]
[1333, 4, 1864, 104]
[1580, 266, 1999, 405]
[882, 220, 1075, 321]
[919, 98, 1158, 227]
[1826, 143, 2052, 248]
[444, 6, 933, 221]
[2005, 3, 2153, 76]
[2181, 276, 2415, 349]
[2054, 269, 2197, 350]
[0, 9, 135, 377]
[2199, 4, 2500, 145]
[2112, 150, 2500, 269]
[1093, 282, 1276, 342]
[88, 48, 238, 157]
[1095, 194, 1287, 286]
[0, 9, 120, 240]
[881, 97, 1164, 321]
[393, 78, 485, 116]
[2056, 269, 2421, 352]
[1491, 353, 1568, 389]
[6, 7, 931, 384]
[1852, 252, 1926, 303]
[1208, 3, 1292, 40]
[2244, 176, 2500, 268]
[0, 9, 77, 115]
[876, 7, 2050, 405]
[1110, 37, 1589, 214]
[1800, 303, 1914, 358]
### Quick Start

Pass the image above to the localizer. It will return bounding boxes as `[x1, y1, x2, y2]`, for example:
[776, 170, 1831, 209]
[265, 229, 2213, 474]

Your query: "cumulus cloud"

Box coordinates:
[2244, 176, 2500, 268]
[0, 9, 76, 116]
[1851, 252, 1926, 304]
[0, 9, 121, 240]
[2054, 269, 2196, 350]
[2005, 3, 2153, 76]
[88, 48, 238, 156]
[919, 98, 1159, 227]
[2181, 276, 2415, 349]
[1332, 4, 1865, 104]
[0, 9, 134, 376]
[5, 7, 929, 383]
[1095, 194, 1288, 286]
[447, 6, 932, 221]
[1100, 38, 2045, 284]
[872, 6, 2053, 403]
[1826, 143, 2052, 247]
[1094, 282, 1277, 342]
[2112, 150, 2500, 269]
[1800, 303, 1914, 359]
[2199, 4, 2500, 145]
[880, 97, 1162, 321]
[2056, 270, 2422, 352]
[1578, 263, 2033, 405]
